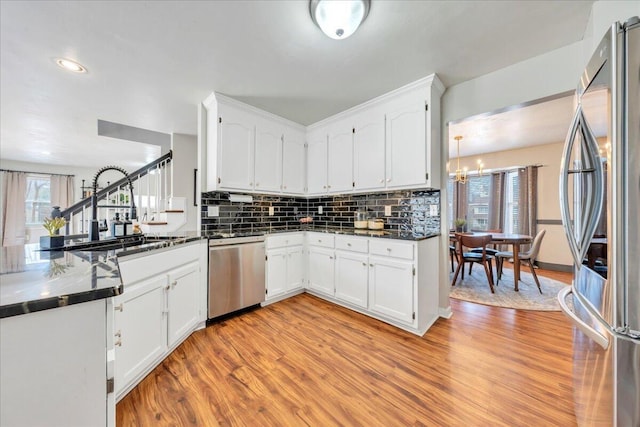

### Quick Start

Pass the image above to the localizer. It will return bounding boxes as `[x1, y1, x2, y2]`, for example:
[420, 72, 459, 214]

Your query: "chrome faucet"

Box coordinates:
[89, 165, 137, 241]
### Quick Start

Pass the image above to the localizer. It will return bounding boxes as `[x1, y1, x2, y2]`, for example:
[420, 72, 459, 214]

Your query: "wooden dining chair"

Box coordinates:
[496, 229, 546, 293]
[451, 233, 496, 293]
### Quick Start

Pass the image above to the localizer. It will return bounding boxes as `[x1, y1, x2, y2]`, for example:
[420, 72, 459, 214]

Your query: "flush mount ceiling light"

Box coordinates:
[55, 58, 87, 73]
[310, 0, 371, 40]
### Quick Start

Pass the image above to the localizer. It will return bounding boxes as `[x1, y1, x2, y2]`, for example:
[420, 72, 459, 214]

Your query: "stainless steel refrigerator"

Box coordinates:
[557, 17, 640, 427]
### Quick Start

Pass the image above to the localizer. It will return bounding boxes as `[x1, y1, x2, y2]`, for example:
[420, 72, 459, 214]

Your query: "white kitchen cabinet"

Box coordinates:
[217, 102, 255, 191]
[327, 119, 354, 193]
[385, 98, 427, 189]
[265, 233, 305, 303]
[335, 250, 369, 309]
[113, 276, 167, 395]
[353, 108, 386, 191]
[307, 246, 335, 296]
[167, 262, 200, 348]
[282, 127, 306, 194]
[368, 256, 415, 325]
[254, 118, 283, 192]
[115, 242, 206, 400]
[307, 128, 329, 194]
[266, 247, 288, 300]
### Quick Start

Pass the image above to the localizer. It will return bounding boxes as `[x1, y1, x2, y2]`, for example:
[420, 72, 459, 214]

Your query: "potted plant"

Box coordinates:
[40, 217, 67, 249]
[454, 218, 467, 233]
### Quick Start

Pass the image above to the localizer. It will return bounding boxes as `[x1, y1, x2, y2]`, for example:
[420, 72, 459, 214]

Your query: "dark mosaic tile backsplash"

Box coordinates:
[201, 189, 440, 236]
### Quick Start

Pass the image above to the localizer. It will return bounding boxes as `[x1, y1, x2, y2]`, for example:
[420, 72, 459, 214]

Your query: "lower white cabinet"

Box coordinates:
[307, 246, 335, 296]
[167, 262, 200, 348]
[265, 233, 305, 302]
[368, 256, 415, 325]
[334, 251, 368, 309]
[114, 242, 206, 400]
[114, 277, 167, 394]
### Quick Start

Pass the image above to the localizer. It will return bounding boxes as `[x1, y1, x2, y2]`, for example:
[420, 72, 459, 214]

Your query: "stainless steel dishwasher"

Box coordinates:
[208, 235, 266, 319]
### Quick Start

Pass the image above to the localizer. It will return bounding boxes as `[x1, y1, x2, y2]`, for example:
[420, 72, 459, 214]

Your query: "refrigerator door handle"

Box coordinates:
[559, 106, 605, 266]
[558, 286, 610, 350]
[559, 107, 582, 266]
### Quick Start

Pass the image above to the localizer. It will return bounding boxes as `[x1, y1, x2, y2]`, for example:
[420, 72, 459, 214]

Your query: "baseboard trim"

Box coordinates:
[439, 306, 453, 319]
[537, 261, 573, 272]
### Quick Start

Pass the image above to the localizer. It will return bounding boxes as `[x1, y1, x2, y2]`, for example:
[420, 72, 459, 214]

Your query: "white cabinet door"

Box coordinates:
[327, 121, 354, 193]
[167, 262, 200, 348]
[307, 131, 328, 194]
[218, 105, 255, 190]
[255, 119, 282, 192]
[385, 101, 427, 189]
[335, 251, 368, 309]
[266, 248, 288, 300]
[353, 109, 385, 191]
[114, 276, 167, 395]
[286, 246, 304, 292]
[307, 247, 335, 296]
[282, 129, 306, 194]
[368, 256, 415, 325]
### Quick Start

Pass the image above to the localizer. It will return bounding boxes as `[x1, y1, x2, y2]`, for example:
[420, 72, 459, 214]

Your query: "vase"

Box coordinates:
[40, 235, 65, 249]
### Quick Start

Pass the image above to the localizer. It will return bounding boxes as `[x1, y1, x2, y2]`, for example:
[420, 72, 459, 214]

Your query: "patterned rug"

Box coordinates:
[449, 268, 569, 311]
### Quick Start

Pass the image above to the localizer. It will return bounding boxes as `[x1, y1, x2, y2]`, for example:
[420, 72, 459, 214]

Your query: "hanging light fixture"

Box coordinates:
[477, 159, 484, 176]
[310, 0, 371, 40]
[453, 135, 468, 184]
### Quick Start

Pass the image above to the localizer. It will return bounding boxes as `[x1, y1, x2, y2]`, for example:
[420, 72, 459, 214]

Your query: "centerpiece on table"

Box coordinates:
[454, 218, 467, 233]
[40, 216, 67, 249]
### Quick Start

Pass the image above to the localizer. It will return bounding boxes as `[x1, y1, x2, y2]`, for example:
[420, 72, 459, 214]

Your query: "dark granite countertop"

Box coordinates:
[0, 233, 203, 319]
[203, 227, 439, 242]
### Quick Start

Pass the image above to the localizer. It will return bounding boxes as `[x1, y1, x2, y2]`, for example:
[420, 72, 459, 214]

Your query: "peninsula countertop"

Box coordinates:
[0, 234, 203, 319]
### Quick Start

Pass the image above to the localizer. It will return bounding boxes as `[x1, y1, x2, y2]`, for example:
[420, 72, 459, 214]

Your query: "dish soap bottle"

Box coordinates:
[123, 212, 133, 236]
[111, 213, 124, 237]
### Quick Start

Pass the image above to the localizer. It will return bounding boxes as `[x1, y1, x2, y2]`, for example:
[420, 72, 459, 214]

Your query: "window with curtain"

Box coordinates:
[466, 174, 491, 230]
[25, 174, 51, 226]
[503, 170, 519, 234]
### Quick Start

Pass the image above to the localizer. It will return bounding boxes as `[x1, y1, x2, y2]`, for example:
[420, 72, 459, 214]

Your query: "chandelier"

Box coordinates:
[453, 135, 468, 184]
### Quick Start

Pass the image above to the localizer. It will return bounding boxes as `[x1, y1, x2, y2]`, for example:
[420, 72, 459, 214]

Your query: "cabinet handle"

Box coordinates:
[328, 185, 331, 189]
[115, 304, 123, 312]
[362, 262, 367, 266]
[114, 330, 121, 338]
[115, 339, 122, 347]
[318, 239, 322, 243]
[171, 280, 178, 288]
[283, 185, 287, 189]
[249, 182, 253, 186]
[379, 179, 384, 183]
[386, 178, 391, 182]
[323, 185, 327, 189]
[256, 182, 260, 186]
[387, 248, 392, 252]
[347, 243, 352, 246]
[165, 285, 171, 290]
[329, 256, 334, 260]
[369, 263, 374, 267]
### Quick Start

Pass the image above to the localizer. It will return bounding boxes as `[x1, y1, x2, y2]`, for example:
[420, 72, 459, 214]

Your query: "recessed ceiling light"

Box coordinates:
[55, 58, 87, 73]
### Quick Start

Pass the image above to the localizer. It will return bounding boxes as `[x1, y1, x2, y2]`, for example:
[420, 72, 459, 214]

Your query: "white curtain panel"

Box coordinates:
[50, 174, 75, 210]
[1, 171, 27, 246]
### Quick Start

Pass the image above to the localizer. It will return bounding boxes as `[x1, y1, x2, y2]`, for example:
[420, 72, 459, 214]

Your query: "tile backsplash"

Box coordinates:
[201, 189, 440, 236]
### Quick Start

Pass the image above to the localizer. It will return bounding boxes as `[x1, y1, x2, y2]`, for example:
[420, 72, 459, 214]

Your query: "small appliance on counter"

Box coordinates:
[367, 218, 384, 230]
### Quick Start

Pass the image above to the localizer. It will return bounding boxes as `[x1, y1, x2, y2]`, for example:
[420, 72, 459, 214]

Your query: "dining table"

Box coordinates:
[450, 232, 533, 291]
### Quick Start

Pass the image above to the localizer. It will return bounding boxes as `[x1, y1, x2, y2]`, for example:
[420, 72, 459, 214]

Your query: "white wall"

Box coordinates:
[171, 133, 198, 232]
[455, 142, 572, 268]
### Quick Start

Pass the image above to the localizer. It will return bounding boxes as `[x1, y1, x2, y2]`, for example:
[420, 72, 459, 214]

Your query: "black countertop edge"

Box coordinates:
[202, 229, 440, 241]
[114, 235, 204, 258]
[0, 284, 123, 319]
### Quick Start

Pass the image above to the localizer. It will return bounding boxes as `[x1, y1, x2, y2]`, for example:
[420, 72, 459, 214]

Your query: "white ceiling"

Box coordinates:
[0, 0, 595, 170]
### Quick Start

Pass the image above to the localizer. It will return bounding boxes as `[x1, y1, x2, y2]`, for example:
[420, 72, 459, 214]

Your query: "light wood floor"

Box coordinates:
[117, 267, 576, 426]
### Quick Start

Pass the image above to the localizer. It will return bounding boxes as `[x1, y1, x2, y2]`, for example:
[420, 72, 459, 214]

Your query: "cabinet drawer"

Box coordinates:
[267, 233, 304, 249]
[335, 235, 368, 253]
[306, 232, 335, 248]
[369, 239, 414, 260]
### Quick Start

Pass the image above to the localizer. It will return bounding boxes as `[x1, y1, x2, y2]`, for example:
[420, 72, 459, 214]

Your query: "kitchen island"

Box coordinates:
[0, 235, 206, 427]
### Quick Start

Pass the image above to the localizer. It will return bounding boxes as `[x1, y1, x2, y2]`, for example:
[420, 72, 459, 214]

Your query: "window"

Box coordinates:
[503, 170, 519, 234]
[25, 174, 51, 226]
[466, 174, 491, 231]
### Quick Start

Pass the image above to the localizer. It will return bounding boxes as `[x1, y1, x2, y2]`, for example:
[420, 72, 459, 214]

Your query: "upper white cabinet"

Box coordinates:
[254, 117, 283, 192]
[306, 126, 329, 194]
[282, 127, 306, 194]
[327, 118, 354, 193]
[203, 93, 307, 194]
[217, 103, 255, 190]
[202, 74, 443, 195]
[353, 107, 386, 191]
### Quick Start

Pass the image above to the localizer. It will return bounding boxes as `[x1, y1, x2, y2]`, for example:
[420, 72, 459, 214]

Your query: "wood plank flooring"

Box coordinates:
[117, 267, 576, 426]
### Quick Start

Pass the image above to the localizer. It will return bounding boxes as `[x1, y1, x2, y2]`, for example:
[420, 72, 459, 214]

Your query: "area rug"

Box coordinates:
[449, 269, 569, 311]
